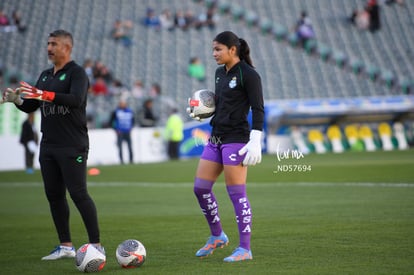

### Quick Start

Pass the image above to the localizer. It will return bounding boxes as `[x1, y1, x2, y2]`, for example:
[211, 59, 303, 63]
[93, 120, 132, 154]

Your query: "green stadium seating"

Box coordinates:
[230, 5, 244, 21]
[399, 78, 412, 94]
[244, 11, 258, 27]
[259, 18, 272, 34]
[316, 43, 331, 61]
[287, 33, 299, 47]
[273, 24, 287, 41]
[380, 70, 395, 88]
[203, 0, 216, 8]
[1, 0, 411, 115]
[332, 50, 346, 68]
[366, 64, 380, 81]
[350, 59, 364, 75]
[304, 39, 317, 55]
[218, 1, 230, 14]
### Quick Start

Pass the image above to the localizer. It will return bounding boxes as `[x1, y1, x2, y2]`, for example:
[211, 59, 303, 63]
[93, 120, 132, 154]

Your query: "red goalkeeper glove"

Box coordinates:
[20, 81, 55, 102]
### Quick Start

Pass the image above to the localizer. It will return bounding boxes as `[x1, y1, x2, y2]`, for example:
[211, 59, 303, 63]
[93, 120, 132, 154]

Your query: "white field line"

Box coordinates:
[0, 182, 413, 188]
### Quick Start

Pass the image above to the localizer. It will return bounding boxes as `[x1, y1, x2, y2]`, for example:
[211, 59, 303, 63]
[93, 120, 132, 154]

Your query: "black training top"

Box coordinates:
[210, 60, 264, 144]
[17, 61, 89, 148]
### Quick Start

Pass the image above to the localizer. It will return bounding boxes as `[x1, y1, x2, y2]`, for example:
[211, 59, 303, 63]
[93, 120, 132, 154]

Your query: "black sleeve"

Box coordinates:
[16, 99, 40, 114]
[245, 69, 264, 131]
[52, 66, 89, 108]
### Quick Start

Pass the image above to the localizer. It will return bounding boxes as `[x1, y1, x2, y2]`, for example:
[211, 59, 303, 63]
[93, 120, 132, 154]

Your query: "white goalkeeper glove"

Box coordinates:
[27, 140, 38, 154]
[186, 97, 203, 121]
[238, 130, 262, 166]
[0, 88, 23, 105]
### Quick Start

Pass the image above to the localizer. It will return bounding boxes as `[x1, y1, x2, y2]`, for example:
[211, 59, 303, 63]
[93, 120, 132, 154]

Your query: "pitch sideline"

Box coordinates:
[0, 182, 413, 188]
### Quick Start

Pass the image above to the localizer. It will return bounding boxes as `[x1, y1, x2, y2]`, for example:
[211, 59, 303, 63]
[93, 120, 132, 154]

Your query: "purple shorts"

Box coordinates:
[201, 141, 246, 166]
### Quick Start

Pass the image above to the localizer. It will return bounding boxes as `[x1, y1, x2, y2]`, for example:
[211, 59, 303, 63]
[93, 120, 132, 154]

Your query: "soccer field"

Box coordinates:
[0, 150, 413, 274]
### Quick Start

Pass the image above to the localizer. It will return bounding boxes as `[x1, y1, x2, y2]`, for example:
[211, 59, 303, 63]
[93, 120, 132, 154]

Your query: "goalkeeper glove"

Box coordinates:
[27, 140, 38, 154]
[20, 81, 55, 102]
[238, 130, 262, 166]
[0, 88, 23, 105]
[186, 97, 203, 121]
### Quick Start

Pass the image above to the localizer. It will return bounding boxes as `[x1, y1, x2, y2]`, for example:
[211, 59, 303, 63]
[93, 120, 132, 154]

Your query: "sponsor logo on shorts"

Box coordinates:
[229, 153, 237, 161]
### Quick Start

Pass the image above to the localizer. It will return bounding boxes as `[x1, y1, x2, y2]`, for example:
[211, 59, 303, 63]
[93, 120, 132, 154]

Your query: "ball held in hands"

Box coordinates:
[186, 89, 215, 121]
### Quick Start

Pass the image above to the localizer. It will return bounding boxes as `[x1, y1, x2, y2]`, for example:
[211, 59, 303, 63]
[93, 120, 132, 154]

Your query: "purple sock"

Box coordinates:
[226, 184, 252, 250]
[193, 177, 222, 236]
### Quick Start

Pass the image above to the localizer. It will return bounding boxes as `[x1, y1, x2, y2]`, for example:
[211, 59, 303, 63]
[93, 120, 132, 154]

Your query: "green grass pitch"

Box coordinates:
[0, 150, 413, 274]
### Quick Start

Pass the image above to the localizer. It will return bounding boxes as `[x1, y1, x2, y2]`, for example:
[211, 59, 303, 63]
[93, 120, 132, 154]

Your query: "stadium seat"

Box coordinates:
[307, 129, 327, 154]
[393, 122, 408, 150]
[304, 39, 317, 55]
[359, 125, 376, 151]
[244, 11, 258, 27]
[230, 5, 244, 21]
[378, 122, 394, 151]
[272, 24, 287, 41]
[398, 78, 412, 94]
[332, 50, 347, 68]
[290, 127, 311, 154]
[203, 0, 216, 8]
[316, 43, 331, 62]
[218, 1, 230, 14]
[350, 59, 364, 75]
[1, 0, 410, 126]
[259, 18, 272, 34]
[327, 124, 344, 153]
[380, 70, 395, 88]
[366, 64, 380, 81]
[287, 33, 299, 47]
[345, 124, 364, 151]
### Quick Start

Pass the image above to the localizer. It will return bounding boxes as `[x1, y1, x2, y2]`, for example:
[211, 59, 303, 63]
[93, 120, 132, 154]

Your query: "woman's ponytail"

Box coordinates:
[238, 38, 254, 67]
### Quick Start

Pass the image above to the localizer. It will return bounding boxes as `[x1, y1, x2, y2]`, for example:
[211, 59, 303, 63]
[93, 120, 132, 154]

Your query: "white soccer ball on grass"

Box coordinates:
[75, 243, 106, 273]
[116, 239, 146, 268]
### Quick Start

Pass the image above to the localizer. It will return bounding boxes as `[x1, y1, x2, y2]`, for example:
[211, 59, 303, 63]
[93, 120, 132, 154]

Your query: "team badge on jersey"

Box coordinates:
[229, 77, 237, 88]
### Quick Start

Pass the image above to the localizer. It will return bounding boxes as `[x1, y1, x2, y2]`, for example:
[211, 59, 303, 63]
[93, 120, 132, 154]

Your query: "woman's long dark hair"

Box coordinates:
[214, 31, 254, 67]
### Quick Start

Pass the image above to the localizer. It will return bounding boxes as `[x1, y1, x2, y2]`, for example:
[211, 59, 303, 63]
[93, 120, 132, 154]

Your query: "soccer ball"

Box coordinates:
[188, 89, 216, 119]
[116, 239, 146, 268]
[75, 244, 106, 273]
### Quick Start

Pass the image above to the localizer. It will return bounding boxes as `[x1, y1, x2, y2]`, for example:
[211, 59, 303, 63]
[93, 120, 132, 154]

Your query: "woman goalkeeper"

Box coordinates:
[188, 31, 264, 262]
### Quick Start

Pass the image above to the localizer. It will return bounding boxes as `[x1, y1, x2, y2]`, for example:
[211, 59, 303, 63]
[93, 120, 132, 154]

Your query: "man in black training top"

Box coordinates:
[1, 29, 104, 260]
